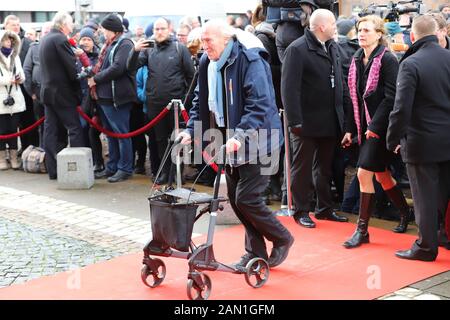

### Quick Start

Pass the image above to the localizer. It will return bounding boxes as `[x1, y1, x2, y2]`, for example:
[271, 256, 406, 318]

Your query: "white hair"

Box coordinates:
[52, 11, 72, 30]
[202, 19, 236, 39]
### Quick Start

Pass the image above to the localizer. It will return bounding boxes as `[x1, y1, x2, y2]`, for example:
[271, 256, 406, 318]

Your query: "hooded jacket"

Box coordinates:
[0, 30, 26, 115]
[185, 30, 283, 166]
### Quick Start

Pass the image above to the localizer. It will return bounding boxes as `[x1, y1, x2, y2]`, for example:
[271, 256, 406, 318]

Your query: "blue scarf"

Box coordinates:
[207, 39, 234, 127]
[1, 47, 13, 57]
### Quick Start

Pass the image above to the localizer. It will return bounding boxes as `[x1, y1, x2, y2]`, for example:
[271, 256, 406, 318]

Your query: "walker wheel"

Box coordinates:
[186, 273, 212, 300]
[244, 258, 270, 288]
[141, 258, 166, 288]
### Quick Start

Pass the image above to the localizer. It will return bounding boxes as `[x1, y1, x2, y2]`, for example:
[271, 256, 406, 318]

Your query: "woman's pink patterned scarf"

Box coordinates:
[348, 47, 387, 145]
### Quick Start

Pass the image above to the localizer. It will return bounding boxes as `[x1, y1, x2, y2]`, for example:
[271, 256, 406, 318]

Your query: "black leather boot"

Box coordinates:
[385, 185, 412, 233]
[343, 192, 374, 249]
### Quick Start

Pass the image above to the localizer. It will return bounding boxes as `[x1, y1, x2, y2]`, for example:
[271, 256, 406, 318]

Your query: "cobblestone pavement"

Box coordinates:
[0, 215, 122, 288]
[0, 186, 149, 289]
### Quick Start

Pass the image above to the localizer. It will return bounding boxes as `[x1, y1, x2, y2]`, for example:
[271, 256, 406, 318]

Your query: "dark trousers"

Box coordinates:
[19, 85, 39, 150]
[0, 113, 20, 150]
[406, 161, 450, 256]
[33, 99, 45, 148]
[79, 116, 103, 166]
[43, 104, 84, 178]
[130, 104, 147, 168]
[291, 135, 336, 215]
[225, 163, 292, 260]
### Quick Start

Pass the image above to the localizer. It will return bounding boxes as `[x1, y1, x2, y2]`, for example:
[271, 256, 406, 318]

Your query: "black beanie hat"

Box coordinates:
[101, 14, 124, 33]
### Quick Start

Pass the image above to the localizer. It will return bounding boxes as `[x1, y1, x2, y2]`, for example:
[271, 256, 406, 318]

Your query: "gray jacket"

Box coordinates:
[23, 42, 41, 98]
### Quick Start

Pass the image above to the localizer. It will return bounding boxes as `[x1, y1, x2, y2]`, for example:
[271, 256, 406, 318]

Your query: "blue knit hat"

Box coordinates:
[79, 28, 95, 42]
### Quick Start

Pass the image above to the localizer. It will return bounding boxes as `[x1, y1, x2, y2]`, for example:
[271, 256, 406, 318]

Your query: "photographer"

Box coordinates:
[263, 0, 318, 61]
[0, 30, 26, 170]
[127, 17, 194, 185]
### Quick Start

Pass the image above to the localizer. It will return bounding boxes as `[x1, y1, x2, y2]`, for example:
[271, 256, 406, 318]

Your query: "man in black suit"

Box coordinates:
[387, 15, 450, 262]
[281, 9, 350, 228]
[39, 12, 84, 179]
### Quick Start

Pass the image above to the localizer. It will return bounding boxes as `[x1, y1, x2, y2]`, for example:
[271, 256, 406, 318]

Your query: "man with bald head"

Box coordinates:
[282, 9, 350, 228]
[387, 15, 450, 261]
[128, 17, 195, 184]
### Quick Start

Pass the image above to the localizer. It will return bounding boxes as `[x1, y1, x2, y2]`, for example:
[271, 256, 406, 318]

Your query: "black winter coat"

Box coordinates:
[39, 29, 81, 107]
[127, 39, 195, 112]
[281, 28, 350, 137]
[94, 36, 136, 107]
[346, 45, 399, 138]
[255, 24, 282, 110]
[387, 36, 450, 164]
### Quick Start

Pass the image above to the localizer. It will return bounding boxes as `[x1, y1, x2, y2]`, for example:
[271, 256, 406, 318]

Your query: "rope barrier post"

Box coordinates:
[277, 109, 294, 216]
[172, 99, 183, 189]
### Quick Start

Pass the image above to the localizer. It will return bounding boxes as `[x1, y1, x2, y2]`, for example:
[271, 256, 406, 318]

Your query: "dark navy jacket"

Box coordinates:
[94, 36, 136, 107]
[185, 37, 283, 166]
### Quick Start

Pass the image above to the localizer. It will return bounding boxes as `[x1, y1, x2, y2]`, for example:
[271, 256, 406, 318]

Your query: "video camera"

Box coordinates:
[359, 0, 427, 23]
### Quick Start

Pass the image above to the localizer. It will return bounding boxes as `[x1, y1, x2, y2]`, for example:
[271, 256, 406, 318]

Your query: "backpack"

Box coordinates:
[21, 145, 47, 173]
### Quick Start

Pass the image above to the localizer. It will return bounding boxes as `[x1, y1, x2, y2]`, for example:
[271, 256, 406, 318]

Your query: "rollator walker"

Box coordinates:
[140, 105, 270, 300]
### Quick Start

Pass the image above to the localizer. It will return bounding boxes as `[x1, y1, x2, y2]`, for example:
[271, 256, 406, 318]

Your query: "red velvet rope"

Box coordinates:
[0, 117, 45, 140]
[180, 108, 219, 173]
[76, 106, 169, 139]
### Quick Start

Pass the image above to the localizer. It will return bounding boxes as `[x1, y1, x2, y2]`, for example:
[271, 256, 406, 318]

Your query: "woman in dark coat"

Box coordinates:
[341, 15, 411, 249]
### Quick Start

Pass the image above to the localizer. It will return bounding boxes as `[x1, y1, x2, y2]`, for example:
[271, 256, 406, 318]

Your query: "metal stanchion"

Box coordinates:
[172, 99, 183, 189]
[276, 109, 294, 216]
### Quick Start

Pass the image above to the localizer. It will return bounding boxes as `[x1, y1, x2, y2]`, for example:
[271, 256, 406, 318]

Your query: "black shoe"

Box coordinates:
[93, 163, 105, 173]
[315, 211, 349, 222]
[134, 166, 146, 175]
[95, 169, 115, 179]
[395, 249, 436, 262]
[107, 171, 132, 183]
[293, 213, 316, 228]
[343, 230, 369, 249]
[393, 208, 413, 233]
[233, 252, 258, 271]
[268, 236, 294, 268]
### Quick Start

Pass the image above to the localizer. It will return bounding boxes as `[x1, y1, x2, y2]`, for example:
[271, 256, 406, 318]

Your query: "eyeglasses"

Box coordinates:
[154, 27, 168, 31]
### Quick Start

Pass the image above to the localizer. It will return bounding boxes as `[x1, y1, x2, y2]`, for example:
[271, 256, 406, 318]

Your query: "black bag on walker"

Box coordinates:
[149, 195, 198, 252]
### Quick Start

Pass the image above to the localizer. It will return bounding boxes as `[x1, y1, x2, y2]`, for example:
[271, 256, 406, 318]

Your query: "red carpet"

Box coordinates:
[1, 217, 449, 300]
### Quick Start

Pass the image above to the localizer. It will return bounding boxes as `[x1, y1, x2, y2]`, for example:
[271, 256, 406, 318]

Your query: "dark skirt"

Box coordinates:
[357, 135, 394, 173]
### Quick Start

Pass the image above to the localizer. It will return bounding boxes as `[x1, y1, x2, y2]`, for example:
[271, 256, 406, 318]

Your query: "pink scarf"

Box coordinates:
[348, 47, 387, 145]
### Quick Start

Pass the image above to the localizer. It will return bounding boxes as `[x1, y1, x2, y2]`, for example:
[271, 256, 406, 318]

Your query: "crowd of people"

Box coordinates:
[0, 1, 449, 265]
